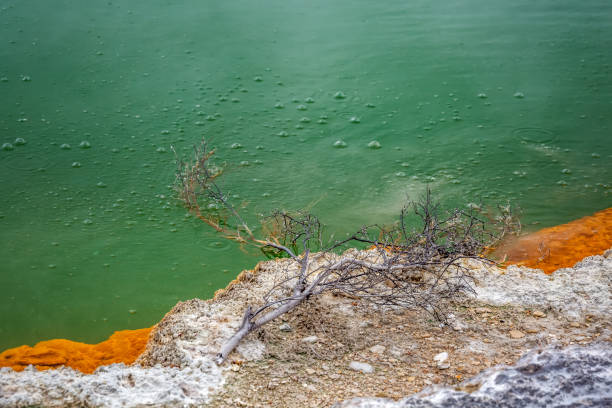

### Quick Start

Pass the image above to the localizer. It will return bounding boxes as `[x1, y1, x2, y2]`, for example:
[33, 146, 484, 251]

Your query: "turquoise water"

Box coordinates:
[1, 0, 611, 349]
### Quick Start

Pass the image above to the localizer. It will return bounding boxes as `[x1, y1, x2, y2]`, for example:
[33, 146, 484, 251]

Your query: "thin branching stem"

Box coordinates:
[174, 138, 520, 364]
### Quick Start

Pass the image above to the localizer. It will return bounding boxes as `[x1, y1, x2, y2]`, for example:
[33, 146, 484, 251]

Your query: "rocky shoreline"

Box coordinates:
[1, 249, 611, 407]
[336, 342, 612, 408]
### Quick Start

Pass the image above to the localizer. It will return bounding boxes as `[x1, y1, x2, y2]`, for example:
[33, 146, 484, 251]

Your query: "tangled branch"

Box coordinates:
[173, 138, 520, 364]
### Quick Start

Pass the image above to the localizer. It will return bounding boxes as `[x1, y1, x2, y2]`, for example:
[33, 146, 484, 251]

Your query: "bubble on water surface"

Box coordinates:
[561, 169, 572, 174]
[2, 143, 14, 151]
[367, 141, 381, 149]
[96, 182, 107, 188]
[333, 140, 347, 148]
[82, 219, 93, 225]
[591, 153, 600, 158]
[513, 92, 525, 98]
[230, 143, 243, 149]
[79, 141, 91, 149]
[239, 161, 249, 166]
[297, 104, 307, 111]
[71, 162, 81, 168]
[204, 239, 230, 251]
[477, 93, 487, 99]
[334, 91, 346, 99]
[395, 171, 406, 177]
[278, 130, 289, 137]
[512, 128, 556, 144]
[366, 103, 375, 108]
[305, 97, 315, 103]
[274, 102, 284, 109]
[156, 147, 166, 153]
[299, 117, 311, 123]
[14, 138, 26, 146]
[349, 116, 360, 123]
[253, 76, 263, 82]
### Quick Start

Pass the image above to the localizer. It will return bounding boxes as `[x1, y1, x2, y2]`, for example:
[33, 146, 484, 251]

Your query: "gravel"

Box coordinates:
[335, 342, 612, 408]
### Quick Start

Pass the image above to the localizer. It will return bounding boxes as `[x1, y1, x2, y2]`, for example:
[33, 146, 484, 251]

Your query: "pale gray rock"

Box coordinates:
[433, 352, 450, 369]
[279, 322, 292, 332]
[349, 361, 375, 374]
[369, 345, 386, 354]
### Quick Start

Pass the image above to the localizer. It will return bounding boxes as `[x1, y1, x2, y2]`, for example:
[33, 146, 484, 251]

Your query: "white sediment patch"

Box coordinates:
[469, 251, 612, 318]
[0, 361, 223, 407]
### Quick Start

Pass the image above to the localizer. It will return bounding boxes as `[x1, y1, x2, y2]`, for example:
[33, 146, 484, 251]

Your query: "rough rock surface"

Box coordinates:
[334, 342, 612, 408]
[470, 254, 612, 318]
[0, 361, 223, 407]
[0, 249, 610, 407]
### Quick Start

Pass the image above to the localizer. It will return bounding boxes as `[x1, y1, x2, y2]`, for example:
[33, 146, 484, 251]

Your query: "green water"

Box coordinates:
[1, 0, 611, 350]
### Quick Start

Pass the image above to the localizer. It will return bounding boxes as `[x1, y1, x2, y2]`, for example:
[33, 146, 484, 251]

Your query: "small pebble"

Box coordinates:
[279, 323, 292, 332]
[509, 330, 525, 339]
[349, 361, 374, 374]
[369, 345, 386, 354]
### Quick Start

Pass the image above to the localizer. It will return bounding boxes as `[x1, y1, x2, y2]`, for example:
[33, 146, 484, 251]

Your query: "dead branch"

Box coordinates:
[173, 138, 520, 365]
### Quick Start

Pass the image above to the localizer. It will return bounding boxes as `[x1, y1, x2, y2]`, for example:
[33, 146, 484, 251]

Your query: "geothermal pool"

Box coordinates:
[1, 0, 611, 349]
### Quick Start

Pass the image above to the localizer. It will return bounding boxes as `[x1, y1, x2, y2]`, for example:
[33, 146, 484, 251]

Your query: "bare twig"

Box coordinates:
[174, 138, 520, 364]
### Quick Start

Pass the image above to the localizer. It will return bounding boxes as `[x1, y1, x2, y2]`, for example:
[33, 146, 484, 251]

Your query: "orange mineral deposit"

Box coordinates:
[0, 327, 152, 374]
[495, 208, 612, 274]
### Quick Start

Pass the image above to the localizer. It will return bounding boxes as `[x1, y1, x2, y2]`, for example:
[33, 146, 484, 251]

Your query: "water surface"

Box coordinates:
[1, 0, 611, 349]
